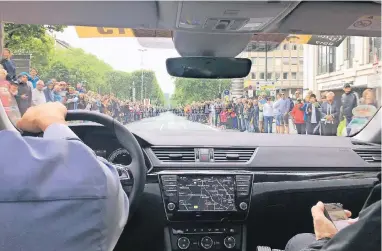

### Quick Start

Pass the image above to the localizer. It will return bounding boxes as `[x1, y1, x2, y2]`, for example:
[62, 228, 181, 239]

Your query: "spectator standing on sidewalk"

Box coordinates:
[15, 72, 32, 116]
[320, 92, 339, 136]
[290, 98, 305, 134]
[44, 81, 54, 102]
[1, 48, 16, 82]
[263, 97, 274, 134]
[66, 87, 79, 110]
[53, 84, 63, 103]
[28, 68, 40, 89]
[341, 83, 358, 136]
[31, 80, 46, 106]
[306, 94, 321, 135]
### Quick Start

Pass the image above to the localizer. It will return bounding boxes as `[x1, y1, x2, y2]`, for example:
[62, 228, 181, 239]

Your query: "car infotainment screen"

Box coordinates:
[178, 176, 237, 211]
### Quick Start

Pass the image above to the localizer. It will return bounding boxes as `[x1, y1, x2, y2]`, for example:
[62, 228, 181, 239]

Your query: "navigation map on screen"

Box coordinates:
[178, 176, 236, 211]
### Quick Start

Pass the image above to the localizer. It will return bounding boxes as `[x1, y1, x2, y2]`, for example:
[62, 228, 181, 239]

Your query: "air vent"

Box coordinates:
[354, 149, 381, 163]
[152, 147, 195, 162]
[213, 148, 256, 162]
[352, 140, 375, 146]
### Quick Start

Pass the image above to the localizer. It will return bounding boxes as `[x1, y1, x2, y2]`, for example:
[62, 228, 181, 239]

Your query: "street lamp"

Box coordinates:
[138, 48, 147, 101]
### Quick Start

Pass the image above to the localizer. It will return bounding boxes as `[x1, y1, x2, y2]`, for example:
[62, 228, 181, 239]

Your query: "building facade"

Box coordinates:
[304, 36, 381, 106]
[240, 41, 304, 97]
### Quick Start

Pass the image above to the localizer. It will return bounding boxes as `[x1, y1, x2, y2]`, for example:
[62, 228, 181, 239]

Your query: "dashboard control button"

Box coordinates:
[237, 186, 250, 192]
[167, 202, 176, 211]
[177, 237, 190, 250]
[239, 202, 248, 210]
[162, 180, 177, 186]
[161, 175, 177, 181]
[236, 175, 251, 181]
[164, 191, 176, 197]
[224, 236, 236, 249]
[163, 185, 177, 190]
[236, 180, 251, 186]
[237, 191, 249, 197]
[200, 236, 213, 249]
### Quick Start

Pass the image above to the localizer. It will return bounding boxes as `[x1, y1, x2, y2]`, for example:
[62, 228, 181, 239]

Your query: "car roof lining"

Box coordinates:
[0, 1, 379, 58]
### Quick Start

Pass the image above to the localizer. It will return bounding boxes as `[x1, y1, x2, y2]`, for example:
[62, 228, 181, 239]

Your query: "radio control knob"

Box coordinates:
[200, 236, 213, 249]
[224, 236, 236, 249]
[167, 202, 176, 211]
[177, 237, 190, 250]
[239, 202, 248, 210]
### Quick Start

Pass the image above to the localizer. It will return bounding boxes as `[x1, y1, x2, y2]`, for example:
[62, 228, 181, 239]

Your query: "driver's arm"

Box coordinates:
[300, 201, 380, 251]
[0, 102, 128, 251]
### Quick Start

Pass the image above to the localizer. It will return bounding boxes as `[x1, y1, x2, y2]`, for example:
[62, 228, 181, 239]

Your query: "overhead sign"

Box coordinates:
[348, 15, 381, 31]
[250, 33, 345, 47]
[75, 26, 173, 38]
[282, 34, 346, 47]
[256, 81, 276, 91]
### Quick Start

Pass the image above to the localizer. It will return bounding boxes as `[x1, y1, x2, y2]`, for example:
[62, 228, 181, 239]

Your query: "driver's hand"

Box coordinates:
[311, 201, 352, 240]
[17, 102, 67, 132]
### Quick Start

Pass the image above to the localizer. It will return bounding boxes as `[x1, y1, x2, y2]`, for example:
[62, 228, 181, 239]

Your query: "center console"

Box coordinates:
[159, 172, 253, 251]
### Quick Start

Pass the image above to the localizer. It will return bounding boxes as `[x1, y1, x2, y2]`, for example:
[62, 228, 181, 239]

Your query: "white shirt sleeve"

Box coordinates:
[43, 123, 79, 139]
[0, 127, 129, 251]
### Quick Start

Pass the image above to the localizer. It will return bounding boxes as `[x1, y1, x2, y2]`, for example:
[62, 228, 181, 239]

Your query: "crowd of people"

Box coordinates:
[0, 49, 165, 124]
[173, 85, 377, 136]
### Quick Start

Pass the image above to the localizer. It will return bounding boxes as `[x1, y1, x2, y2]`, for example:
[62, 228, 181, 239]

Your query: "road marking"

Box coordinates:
[205, 125, 220, 131]
[160, 124, 164, 131]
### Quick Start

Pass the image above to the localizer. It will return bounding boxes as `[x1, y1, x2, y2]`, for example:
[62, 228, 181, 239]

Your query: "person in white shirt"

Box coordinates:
[263, 97, 274, 133]
[32, 80, 46, 106]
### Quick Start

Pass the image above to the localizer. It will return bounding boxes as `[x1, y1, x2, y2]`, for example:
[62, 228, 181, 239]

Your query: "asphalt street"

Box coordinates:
[127, 112, 297, 134]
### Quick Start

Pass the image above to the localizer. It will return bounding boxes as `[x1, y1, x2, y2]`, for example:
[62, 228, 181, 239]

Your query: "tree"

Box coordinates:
[4, 24, 65, 48]
[171, 78, 231, 105]
[105, 71, 132, 99]
[129, 70, 165, 105]
[8, 34, 56, 74]
[41, 48, 113, 91]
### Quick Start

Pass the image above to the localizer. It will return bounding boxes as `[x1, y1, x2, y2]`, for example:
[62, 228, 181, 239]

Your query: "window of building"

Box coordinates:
[290, 57, 299, 65]
[259, 72, 265, 79]
[283, 72, 288, 79]
[257, 58, 265, 65]
[292, 44, 297, 50]
[317, 46, 336, 75]
[283, 44, 289, 50]
[251, 72, 256, 79]
[266, 58, 273, 67]
[275, 57, 282, 66]
[251, 58, 256, 65]
[291, 72, 297, 79]
[343, 37, 355, 68]
[267, 72, 273, 80]
[368, 37, 381, 63]
[299, 72, 303, 80]
[275, 72, 281, 80]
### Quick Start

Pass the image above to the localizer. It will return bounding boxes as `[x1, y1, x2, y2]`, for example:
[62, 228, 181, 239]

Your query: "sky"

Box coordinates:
[54, 26, 179, 94]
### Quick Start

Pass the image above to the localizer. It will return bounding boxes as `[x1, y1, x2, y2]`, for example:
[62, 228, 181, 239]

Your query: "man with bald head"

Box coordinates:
[320, 91, 339, 136]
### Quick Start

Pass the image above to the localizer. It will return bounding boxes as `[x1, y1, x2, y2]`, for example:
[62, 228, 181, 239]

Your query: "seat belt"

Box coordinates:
[361, 172, 381, 210]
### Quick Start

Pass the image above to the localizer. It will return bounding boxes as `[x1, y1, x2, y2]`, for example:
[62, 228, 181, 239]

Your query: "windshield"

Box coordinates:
[0, 25, 380, 137]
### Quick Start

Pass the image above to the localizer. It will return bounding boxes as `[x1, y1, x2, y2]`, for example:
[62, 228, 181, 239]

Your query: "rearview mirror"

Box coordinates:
[166, 57, 251, 79]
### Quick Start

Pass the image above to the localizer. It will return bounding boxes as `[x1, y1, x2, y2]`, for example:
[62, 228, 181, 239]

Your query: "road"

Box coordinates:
[127, 112, 297, 134]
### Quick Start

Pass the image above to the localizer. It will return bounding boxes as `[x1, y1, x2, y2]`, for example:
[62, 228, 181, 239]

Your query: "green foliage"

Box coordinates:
[171, 78, 231, 106]
[4, 24, 65, 48]
[4, 24, 165, 105]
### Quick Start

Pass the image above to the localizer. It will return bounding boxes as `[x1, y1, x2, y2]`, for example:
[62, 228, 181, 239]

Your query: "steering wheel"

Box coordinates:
[65, 110, 146, 215]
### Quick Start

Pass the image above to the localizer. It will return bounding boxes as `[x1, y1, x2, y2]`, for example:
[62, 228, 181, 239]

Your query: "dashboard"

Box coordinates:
[69, 124, 381, 251]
